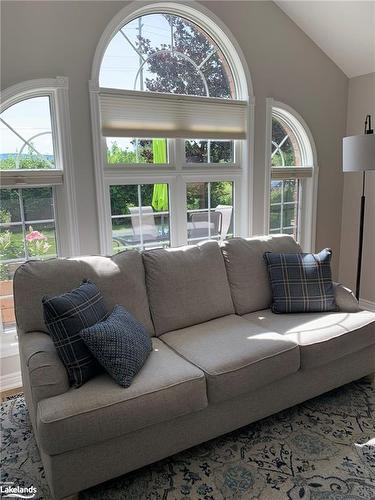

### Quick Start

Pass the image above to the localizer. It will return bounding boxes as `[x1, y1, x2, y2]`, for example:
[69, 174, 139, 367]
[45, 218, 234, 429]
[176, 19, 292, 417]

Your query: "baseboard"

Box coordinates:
[359, 298, 375, 312]
[0, 371, 22, 392]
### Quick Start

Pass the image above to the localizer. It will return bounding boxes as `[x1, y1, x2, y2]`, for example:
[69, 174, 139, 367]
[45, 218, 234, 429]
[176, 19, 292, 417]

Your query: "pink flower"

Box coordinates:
[25, 230, 47, 242]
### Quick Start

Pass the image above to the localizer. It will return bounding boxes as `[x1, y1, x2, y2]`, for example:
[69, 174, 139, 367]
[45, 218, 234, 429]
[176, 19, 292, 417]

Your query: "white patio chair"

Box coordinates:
[129, 206, 158, 242]
[188, 211, 221, 241]
[215, 205, 233, 241]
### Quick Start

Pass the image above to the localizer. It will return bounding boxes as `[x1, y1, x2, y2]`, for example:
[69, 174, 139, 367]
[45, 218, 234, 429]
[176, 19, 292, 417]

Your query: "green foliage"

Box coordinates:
[107, 141, 155, 165]
[107, 142, 137, 164]
[0, 230, 24, 261]
[186, 182, 233, 210]
[0, 210, 11, 224]
[137, 14, 231, 98]
[0, 155, 53, 170]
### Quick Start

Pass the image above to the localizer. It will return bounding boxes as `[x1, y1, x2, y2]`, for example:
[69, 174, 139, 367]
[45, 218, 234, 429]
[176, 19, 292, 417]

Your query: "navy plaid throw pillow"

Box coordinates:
[264, 248, 337, 313]
[80, 305, 152, 388]
[43, 280, 109, 387]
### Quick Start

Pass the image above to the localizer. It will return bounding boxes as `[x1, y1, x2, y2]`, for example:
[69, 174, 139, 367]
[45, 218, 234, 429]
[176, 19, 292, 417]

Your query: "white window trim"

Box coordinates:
[1, 77, 79, 357]
[89, 1, 255, 255]
[1, 77, 79, 257]
[264, 98, 319, 252]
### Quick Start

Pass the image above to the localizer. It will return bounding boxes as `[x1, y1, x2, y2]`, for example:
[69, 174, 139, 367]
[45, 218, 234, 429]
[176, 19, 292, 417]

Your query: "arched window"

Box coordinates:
[0, 78, 77, 340]
[100, 13, 235, 98]
[265, 99, 318, 251]
[90, 3, 252, 254]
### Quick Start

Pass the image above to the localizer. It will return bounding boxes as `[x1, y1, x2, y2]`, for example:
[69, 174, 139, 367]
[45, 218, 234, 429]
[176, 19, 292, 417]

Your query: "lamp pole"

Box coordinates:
[355, 114, 374, 299]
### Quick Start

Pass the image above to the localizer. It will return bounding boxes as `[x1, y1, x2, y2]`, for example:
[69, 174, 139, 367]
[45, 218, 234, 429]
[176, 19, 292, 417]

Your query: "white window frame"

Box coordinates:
[264, 98, 319, 251]
[0, 77, 78, 355]
[1, 77, 79, 257]
[89, 1, 254, 254]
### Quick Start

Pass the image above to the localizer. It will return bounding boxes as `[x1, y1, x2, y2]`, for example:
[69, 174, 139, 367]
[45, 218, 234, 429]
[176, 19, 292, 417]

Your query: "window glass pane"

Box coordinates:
[187, 181, 233, 244]
[25, 222, 57, 259]
[0, 96, 55, 170]
[106, 138, 168, 165]
[283, 179, 298, 203]
[270, 112, 303, 241]
[0, 187, 57, 334]
[0, 189, 21, 222]
[110, 184, 170, 252]
[270, 180, 282, 204]
[185, 140, 234, 164]
[270, 204, 281, 232]
[283, 204, 298, 232]
[185, 141, 208, 163]
[23, 187, 55, 221]
[100, 13, 234, 99]
[1, 225, 26, 261]
[269, 177, 300, 238]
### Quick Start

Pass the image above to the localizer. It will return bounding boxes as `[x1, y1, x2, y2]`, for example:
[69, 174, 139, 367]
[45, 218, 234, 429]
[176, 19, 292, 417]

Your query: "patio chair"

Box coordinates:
[215, 205, 233, 241]
[188, 211, 221, 241]
[129, 206, 159, 242]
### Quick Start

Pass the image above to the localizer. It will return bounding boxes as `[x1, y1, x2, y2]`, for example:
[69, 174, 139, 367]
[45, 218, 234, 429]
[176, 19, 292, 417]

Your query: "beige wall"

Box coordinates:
[339, 72, 375, 303]
[1, 0, 348, 277]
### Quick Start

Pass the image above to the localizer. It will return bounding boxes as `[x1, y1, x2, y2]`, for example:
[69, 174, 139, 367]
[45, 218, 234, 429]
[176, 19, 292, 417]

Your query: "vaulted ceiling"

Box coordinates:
[275, 1, 375, 78]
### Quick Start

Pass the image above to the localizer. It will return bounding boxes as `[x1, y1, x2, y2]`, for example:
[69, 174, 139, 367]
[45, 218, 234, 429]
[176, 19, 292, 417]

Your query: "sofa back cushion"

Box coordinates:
[221, 235, 301, 315]
[14, 251, 154, 335]
[143, 241, 234, 336]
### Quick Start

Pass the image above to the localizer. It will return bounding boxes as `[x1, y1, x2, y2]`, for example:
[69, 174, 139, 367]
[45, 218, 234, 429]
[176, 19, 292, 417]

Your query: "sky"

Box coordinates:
[0, 96, 54, 156]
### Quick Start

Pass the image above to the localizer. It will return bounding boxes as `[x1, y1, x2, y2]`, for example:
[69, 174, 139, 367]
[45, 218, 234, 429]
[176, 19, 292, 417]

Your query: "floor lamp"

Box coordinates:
[343, 114, 375, 299]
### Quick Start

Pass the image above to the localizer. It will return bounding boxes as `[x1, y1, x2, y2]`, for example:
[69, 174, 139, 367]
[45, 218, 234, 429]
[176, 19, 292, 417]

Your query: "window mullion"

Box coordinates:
[18, 188, 28, 259]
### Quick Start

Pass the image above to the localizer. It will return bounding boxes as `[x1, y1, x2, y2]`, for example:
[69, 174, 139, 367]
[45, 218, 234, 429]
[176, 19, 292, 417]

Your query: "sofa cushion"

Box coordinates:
[14, 250, 154, 335]
[161, 315, 300, 403]
[263, 248, 336, 313]
[242, 308, 375, 369]
[80, 305, 152, 387]
[221, 235, 301, 315]
[143, 241, 234, 336]
[43, 280, 109, 387]
[37, 338, 207, 455]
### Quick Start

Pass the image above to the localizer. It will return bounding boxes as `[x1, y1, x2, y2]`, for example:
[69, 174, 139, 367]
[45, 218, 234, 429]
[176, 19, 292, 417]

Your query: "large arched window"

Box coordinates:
[99, 13, 235, 98]
[90, 3, 252, 254]
[265, 99, 318, 251]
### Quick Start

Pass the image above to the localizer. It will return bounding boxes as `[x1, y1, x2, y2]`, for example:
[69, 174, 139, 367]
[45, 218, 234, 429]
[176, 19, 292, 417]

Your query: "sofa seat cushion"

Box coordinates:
[161, 315, 300, 403]
[242, 309, 375, 369]
[37, 338, 207, 455]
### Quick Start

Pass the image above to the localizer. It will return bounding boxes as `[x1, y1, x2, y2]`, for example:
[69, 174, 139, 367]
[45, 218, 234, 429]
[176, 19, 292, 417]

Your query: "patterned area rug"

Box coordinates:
[1, 379, 374, 500]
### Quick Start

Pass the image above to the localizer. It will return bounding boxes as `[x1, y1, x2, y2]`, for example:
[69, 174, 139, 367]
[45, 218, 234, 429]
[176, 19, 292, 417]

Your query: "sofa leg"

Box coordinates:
[364, 373, 375, 387]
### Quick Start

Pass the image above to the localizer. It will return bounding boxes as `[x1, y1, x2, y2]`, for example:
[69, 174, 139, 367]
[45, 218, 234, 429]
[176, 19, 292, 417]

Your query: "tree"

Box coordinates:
[137, 15, 231, 99]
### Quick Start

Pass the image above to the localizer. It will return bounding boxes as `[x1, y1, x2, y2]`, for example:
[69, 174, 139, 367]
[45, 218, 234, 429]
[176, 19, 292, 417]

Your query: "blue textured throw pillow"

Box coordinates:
[80, 305, 152, 388]
[43, 280, 108, 387]
[264, 248, 337, 313]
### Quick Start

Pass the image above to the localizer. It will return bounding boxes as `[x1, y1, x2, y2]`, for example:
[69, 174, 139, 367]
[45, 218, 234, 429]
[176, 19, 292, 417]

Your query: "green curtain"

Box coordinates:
[152, 139, 169, 211]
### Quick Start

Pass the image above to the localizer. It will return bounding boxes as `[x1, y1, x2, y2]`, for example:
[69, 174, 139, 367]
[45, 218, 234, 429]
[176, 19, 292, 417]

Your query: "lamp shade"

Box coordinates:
[343, 134, 375, 172]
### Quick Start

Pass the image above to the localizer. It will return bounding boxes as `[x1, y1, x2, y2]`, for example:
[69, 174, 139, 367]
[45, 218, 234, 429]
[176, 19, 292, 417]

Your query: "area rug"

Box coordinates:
[1, 379, 374, 500]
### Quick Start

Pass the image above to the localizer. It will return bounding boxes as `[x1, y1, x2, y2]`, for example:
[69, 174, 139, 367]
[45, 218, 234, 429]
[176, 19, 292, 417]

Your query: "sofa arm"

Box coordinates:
[333, 282, 361, 312]
[19, 331, 69, 403]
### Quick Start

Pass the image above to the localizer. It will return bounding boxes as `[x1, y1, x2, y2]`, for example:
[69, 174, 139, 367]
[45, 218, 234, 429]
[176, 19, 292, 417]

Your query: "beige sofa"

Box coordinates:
[14, 235, 375, 500]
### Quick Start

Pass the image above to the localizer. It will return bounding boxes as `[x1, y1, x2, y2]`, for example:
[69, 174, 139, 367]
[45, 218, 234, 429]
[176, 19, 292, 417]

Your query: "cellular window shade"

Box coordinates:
[271, 166, 313, 180]
[99, 88, 248, 140]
